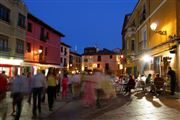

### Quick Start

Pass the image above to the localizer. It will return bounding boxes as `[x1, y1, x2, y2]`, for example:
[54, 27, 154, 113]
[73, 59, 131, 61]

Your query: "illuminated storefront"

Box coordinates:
[0, 58, 23, 77]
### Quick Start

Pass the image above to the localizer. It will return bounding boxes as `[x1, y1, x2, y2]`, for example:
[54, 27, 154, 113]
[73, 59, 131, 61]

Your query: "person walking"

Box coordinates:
[11, 71, 27, 120]
[61, 74, 69, 100]
[0, 71, 8, 101]
[72, 73, 81, 99]
[0, 71, 8, 120]
[27, 72, 32, 104]
[47, 68, 56, 111]
[31, 70, 47, 118]
[41, 70, 46, 103]
[167, 67, 176, 95]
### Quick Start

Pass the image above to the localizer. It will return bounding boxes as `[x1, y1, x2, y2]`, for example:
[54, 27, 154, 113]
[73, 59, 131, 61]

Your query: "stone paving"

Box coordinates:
[0, 92, 66, 120]
[0, 91, 180, 120]
[93, 92, 180, 120]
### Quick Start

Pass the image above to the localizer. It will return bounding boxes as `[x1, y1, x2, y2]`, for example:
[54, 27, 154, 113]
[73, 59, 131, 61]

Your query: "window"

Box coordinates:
[27, 22, 32, 32]
[110, 55, 112, 59]
[143, 30, 147, 48]
[140, 5, 146, 24]
[40, 27, 45, 41]
[64, 58, 67, 67]
[45, 47, 47, 56]
[84, 58, 88, 62]
[26, 42, 31, 52]
[0, 4, 10, 22]
[60, 57, 63, 63]
[61, 47, 63, 52]
[141, 26, 147, 49]
[46, 32, 49, 40]
[0, 38, 8, 51]
[131, 40, 135, 51]
[18, 13, 26, 28]
[97, 55, 101, 61]
[16, 39, 24, 54]
[105, 63, 109, 70]
[70, 55, 73, 64]
[97, 64, 100, 68]
[126, 40, 129, 50]
[64, 48, 67, 56]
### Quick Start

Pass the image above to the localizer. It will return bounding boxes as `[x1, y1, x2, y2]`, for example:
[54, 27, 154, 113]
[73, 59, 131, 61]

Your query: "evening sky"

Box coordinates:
[24, 0, 137, 53]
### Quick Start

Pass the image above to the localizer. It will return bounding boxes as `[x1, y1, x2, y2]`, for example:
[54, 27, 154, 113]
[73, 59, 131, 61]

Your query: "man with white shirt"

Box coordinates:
[31, 70, 47, 118]
[11, 72, 27, 120]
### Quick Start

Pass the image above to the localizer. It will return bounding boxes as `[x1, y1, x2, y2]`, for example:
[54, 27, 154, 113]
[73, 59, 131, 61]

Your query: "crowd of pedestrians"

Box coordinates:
[0, 66, 177, 120]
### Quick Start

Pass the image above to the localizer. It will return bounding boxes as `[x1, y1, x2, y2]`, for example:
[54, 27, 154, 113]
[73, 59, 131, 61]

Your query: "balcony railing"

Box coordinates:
[0, 48, 11, 52]
[16, 49, 24, 54]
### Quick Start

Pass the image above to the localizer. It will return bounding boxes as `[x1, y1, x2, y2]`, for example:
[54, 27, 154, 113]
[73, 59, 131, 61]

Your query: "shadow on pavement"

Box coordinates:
[84, 94, 131, 120]
[159, 96, 180, 111]
[133, 91, 162, 108]
[134, 91, 146, 99]
[145, 93, 162, 108]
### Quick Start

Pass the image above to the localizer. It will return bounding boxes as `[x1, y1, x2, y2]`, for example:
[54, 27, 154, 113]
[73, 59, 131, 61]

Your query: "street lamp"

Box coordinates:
[34, 49, 42, 55]
[150, 22, 167, 35]
[38, 49, 42, 54]
[142, 55, 152, 63]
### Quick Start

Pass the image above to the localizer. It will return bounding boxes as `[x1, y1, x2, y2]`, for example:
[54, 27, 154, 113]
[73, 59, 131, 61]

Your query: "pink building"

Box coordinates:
[23, 13, 64, 74]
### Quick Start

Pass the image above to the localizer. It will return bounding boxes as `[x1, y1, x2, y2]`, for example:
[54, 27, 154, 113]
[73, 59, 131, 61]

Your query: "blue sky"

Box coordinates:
[24, 0, 137, 53]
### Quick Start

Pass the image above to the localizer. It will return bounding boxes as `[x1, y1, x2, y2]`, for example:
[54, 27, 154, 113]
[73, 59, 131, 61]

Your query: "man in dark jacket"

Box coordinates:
[167, 67, 176, 95]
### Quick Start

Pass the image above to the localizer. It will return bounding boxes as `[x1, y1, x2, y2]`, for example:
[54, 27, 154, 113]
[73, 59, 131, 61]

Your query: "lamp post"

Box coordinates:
[150, 22, 167, 35]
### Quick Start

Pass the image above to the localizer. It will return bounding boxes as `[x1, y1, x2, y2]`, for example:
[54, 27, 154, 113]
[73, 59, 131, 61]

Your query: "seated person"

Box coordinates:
[125, 75, 135, 93]
[146, 74, 152, 85]
[153, 73, 165, 94]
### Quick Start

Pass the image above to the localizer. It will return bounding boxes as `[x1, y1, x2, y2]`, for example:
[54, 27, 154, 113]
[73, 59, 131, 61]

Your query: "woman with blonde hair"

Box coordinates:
[47, 68, 56, 111]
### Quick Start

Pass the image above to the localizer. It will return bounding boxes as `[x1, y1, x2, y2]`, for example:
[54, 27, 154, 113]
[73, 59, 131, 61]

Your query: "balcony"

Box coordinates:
[0, 48, 11, 57]
[125, 27, 136, 38]
[138, 40, 147, 53]
[0, 48, 11, 52]
[16, 49, 24, 54]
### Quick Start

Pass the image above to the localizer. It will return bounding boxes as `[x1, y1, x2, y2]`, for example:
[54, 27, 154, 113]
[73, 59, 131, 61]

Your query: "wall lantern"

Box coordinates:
[150, 22, 167, 35]
[34, 49, 42, 55]
[38, 49, 42, 54]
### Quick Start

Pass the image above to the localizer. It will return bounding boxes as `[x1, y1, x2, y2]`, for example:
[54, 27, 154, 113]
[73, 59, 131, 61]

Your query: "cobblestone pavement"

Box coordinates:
[0, 91, 180, 120]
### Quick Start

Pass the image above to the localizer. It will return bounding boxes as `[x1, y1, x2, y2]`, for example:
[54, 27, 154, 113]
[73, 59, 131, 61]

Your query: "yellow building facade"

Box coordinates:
[123, 0, 180, 91]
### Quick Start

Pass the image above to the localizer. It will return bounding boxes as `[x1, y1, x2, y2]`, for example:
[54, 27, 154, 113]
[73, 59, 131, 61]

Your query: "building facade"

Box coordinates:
[23, 13, 64, 75]
[123, 0, 180, 91]
[0, 0, 28, 77]
[69, 51, 81, 74]
[82, 47, 122, 75]
[60, 42, 71, 73]
[122, 14, 138, 77]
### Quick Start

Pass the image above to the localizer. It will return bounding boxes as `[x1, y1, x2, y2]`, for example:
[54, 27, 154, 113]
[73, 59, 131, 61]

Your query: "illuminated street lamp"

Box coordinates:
[120, 55, 124, 59]
[150, 22, 157, 31]
[34, 49, 42, 55]
[150, 22, 167, 35]
[142, 55, 152, 62]
[38, 49, 42, 54]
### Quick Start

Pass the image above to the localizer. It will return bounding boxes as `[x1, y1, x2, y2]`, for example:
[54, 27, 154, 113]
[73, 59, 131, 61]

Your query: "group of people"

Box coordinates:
[8, 67, 69, 120]
[0, 66, 177, 120]
[113, 67, 177, 96]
